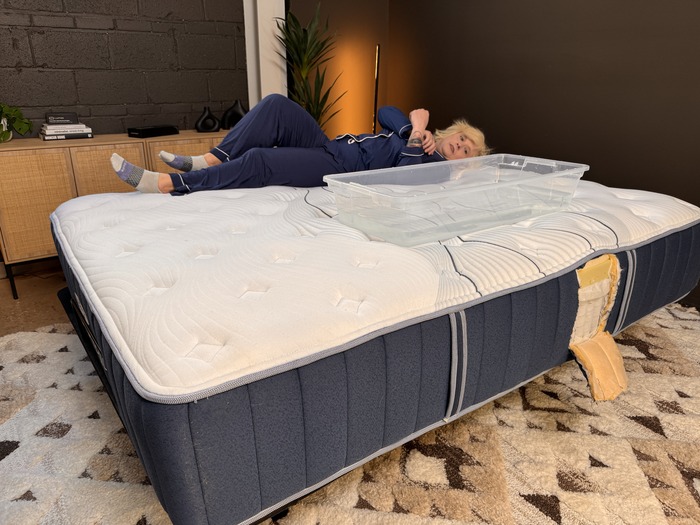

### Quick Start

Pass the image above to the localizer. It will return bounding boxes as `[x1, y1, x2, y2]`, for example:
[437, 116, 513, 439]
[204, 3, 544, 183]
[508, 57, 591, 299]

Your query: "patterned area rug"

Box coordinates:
[0, 304, 698, 525]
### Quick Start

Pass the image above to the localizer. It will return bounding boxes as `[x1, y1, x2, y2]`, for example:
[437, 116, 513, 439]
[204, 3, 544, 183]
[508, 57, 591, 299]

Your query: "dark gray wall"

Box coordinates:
[294, 0, 700, 306]
[0, 0, 248, 135]
[386, 0, 700, 208]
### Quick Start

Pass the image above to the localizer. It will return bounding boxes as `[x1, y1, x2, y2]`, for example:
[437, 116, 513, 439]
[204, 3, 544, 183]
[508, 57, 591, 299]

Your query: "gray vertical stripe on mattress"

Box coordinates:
[610, 250, 635, 335]
[445, 313, 459, 419]
[456, 311, 468, 415]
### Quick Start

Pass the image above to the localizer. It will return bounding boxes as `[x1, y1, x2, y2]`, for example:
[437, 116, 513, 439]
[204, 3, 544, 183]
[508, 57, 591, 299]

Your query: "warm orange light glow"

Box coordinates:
[287, 1, 389, 139]
[322, 35, 385, 138]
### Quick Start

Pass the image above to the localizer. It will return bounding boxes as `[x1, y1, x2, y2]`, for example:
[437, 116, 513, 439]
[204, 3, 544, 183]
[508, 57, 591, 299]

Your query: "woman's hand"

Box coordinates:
[407, 109, 435, 154]
[408, 108, 430, 133]
[421, 130, 436, 155]
[407, 129, 436, 155]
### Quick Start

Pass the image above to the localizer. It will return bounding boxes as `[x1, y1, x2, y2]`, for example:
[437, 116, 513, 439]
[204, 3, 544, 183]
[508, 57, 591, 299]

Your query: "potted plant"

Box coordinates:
[276, 4, 345, 129]
[0, 103, 33, 143]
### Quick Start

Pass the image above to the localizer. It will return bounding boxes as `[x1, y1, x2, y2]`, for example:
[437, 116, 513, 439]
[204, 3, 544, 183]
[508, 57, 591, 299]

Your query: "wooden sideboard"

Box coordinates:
[0, 129, 228, 298]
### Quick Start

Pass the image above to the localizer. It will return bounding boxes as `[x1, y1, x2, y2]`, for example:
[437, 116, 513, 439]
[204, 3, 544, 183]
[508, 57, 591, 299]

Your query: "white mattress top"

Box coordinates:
[51, 181, 700, 403]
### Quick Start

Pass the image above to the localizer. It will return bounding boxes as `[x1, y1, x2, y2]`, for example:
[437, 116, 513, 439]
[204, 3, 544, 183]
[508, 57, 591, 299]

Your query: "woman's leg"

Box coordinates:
[169, 146, 343, 194]
[213, 94, 329, 160]
[160, 94, 328, 171]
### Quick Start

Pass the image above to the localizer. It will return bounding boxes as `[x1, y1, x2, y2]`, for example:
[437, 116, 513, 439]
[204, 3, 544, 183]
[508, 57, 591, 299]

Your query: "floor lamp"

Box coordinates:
[372, 44, 380, 133]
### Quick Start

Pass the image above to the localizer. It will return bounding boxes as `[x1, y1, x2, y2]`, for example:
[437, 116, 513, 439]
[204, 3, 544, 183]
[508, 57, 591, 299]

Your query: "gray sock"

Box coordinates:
[159, 150, 209, 172]
[111, 153, 161, 193]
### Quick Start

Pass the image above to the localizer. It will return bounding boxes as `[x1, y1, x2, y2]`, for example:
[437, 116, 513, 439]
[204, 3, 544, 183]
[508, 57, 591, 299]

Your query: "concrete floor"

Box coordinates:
[0, 259, 71, 336]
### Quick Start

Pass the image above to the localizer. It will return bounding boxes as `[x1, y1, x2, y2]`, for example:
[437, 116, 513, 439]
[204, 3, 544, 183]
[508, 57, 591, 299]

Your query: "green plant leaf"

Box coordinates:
[0, 102, 33, 136]
[276, 3, 344, 129]
[13, 120, 31, 135]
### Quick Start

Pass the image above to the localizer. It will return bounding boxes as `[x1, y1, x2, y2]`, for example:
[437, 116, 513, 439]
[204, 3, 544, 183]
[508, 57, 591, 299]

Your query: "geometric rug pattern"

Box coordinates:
[1, 303, 698, 525]
[0, 324, 171, 525]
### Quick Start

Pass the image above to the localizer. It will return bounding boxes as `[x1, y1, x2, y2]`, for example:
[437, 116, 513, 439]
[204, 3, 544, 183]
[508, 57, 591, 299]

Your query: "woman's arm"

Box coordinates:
[407, 109, 429, 141]
[379, 105, 436, 156]
[377, 106, 412, 137]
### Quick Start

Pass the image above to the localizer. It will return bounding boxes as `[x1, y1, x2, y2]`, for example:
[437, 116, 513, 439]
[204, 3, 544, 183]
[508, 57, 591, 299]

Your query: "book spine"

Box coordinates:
[40, 132, 94, 140]
[42, 124, 91, 131]
[41, 128, 93, 135]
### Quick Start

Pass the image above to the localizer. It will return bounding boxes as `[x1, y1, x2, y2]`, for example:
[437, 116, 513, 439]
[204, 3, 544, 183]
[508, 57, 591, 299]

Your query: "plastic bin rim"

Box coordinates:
[324, 153, 590, 200]
[324, 153, 590, 183]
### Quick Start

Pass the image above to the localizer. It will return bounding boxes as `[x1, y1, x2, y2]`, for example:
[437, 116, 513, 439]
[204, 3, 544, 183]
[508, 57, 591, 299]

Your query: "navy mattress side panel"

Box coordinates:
[626, 224, 700, 324]
[186, 314, 454, 525]
[607, 223, 700, 332]
[462, 272, 580, 411]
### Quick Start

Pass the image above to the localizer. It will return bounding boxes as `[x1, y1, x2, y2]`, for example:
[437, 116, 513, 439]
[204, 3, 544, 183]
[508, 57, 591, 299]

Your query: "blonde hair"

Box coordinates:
[434, 119, 491, 156]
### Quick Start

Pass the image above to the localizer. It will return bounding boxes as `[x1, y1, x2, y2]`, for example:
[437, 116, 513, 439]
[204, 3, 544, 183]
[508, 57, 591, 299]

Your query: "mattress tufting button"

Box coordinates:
[189, 247, 221, 260]
[227, 222, 249, 234]
[239, 286, 271, 300]
[334, 296, 364, 314]
[145, 286, 169, 296]
[352, 257, 379, 269]
[272, 254, 297, 264]
[115, 244, 139, 258]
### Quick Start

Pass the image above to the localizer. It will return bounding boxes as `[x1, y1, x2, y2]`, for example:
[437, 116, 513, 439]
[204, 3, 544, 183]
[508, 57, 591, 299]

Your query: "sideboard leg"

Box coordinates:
[6, 263, 18, 300]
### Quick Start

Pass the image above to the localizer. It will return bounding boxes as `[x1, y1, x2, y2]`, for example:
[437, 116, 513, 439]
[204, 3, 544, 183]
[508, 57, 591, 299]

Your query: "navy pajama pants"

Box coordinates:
[169, 94, 347, 195]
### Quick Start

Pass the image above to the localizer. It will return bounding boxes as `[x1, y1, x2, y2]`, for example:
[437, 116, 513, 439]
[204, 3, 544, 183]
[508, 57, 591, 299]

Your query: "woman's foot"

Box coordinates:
[111, 154, 170, 193]
[159, 151, 220, 171]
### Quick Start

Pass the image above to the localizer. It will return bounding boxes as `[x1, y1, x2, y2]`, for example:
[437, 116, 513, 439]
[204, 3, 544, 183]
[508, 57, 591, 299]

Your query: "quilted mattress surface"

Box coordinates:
[50, 181, 700, 403]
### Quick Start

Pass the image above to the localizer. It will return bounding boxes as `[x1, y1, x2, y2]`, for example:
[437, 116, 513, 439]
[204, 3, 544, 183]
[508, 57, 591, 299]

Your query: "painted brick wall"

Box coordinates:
[0, 0, 248, 136]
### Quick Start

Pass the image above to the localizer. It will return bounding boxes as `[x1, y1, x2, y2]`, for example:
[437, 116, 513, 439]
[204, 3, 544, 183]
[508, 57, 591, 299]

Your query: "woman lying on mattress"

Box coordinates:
[111, 93, 490, 195]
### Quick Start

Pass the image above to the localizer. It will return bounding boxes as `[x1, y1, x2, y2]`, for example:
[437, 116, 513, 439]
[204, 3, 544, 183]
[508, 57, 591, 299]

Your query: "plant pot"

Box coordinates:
[0, 117, 12, 143]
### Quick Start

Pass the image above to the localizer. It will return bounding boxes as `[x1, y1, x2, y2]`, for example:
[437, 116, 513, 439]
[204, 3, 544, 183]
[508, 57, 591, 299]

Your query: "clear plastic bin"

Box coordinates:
[323, 153, 589, 246]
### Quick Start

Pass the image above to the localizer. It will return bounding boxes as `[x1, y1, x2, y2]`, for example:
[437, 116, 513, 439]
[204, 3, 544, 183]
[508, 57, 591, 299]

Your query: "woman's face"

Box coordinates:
[436, 132, 479, 160]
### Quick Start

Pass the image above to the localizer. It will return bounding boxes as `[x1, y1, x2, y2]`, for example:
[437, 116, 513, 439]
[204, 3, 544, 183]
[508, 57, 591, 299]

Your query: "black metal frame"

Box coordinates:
[1, 255, 58, 300]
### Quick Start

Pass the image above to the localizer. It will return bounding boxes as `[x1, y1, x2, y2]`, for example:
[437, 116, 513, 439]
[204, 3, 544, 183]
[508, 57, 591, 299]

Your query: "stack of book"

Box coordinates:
[40, 112, 93, 140]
